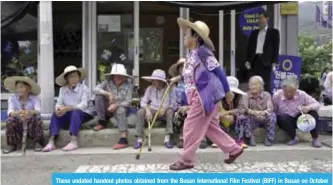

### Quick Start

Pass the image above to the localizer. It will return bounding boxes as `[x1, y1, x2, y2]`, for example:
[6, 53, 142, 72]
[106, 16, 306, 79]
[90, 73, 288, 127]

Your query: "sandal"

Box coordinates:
[169, 161, 194, 171]
[224, 149, 244, 164]
[62, 143, 78, 151]
[2, 145, 17, 154]
[42, 144, 56, 152]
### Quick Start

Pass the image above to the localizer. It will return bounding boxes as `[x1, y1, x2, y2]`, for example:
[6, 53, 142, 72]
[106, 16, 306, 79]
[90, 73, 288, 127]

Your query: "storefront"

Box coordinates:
[1, 2, 298, 116]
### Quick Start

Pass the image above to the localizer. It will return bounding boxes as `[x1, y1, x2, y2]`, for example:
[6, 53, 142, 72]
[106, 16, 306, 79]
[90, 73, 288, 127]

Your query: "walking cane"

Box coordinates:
[136, 83, 174, 160]
[147, 121, 152, 152]
[21, 103, 27, 156]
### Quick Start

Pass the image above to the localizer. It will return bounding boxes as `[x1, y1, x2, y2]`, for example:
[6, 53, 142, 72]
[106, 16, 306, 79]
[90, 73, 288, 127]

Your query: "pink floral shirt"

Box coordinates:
[182, 49, 220, 95]
[272, 89, 320, 117]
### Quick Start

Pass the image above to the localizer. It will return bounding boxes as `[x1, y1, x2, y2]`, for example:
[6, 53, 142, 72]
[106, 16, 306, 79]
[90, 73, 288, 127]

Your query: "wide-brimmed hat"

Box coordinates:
[177, 18, 215, 51]
[55, 65, 88, 86]
[227, 76, 246, 95]
[105, 63, 131, 78]
[4, 76, 41, 95]
[168, 58, 186, 77]
[142, 69, 167, 83]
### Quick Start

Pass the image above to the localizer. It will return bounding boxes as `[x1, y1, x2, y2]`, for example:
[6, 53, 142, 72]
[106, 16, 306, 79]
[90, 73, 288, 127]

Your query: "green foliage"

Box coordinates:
[298, 35, 332, 75]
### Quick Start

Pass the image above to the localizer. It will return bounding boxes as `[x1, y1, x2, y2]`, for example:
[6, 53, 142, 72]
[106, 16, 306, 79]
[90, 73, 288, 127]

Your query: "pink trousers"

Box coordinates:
[179, 92, 242, 166]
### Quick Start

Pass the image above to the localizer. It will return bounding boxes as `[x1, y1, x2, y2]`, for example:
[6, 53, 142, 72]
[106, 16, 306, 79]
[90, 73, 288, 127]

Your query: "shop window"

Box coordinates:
[126, 28, 163, 64]
[97, 14, 133, 83]
[52, 1, 82, 96]
[1, 40, 38, 93]
[96, 14, 164, 83]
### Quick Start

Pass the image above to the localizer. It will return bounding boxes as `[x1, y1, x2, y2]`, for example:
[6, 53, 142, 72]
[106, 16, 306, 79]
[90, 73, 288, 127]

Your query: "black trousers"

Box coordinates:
[251, 55, 272, 92]
[277, 110, 319, 139]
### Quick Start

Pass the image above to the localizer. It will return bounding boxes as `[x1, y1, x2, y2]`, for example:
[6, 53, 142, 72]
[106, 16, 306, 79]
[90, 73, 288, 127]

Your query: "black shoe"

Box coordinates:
[2, 145, 17, 154]
[177, 139, 184, 148]
[199, 140, 208, 149]
[34, 142, 43, 152]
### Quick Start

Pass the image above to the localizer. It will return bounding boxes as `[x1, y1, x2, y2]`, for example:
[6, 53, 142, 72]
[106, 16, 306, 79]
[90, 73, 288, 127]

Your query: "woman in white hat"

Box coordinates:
[169, 58, 187, 148]
[216, 76, 248, 149]
[93, 63, 133, 150]
[42, 66, 94, 152]
[135, 69, 177, 149]
[169, 18, 243, 170]
[2, 76, 44, 154]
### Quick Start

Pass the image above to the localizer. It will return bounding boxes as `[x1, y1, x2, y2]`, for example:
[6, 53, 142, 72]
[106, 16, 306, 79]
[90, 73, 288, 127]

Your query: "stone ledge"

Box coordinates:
[1, 127, 312, 149]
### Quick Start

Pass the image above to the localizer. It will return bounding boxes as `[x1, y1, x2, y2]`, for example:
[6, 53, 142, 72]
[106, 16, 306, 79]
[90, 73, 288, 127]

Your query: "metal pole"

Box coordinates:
[38, 1, 55, 115]
[179, 8, 184, 58]
[219, 10, 224, 67]
[134, 1, 140, 87]
[91, 2, 97, 88]
[230, 10, 236, 76]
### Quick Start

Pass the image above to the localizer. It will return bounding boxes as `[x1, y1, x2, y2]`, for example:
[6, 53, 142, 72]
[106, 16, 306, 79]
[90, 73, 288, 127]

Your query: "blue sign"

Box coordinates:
[239, 7, 265, 36]
[52, 173, 332, 185]
[271, 55, 303, 94]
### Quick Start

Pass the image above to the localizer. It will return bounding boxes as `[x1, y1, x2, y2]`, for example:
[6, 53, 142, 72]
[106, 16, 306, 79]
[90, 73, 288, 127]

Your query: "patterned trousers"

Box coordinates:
[173, 112, 187, 137]
[235, 113, 277, 141]
[6, 115, 44, 145]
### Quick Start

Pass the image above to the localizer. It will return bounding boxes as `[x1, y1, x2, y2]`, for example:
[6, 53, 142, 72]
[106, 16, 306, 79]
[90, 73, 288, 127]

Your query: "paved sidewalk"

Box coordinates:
[1, 144, 332, 185]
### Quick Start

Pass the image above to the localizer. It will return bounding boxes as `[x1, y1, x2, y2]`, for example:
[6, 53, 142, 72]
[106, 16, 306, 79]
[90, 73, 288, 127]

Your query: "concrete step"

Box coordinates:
[1, 125, 313, 149]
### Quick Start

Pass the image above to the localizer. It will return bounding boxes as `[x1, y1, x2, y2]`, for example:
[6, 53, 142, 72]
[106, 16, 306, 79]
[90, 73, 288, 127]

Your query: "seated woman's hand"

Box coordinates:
[220, 110, 233, 117]
[19, 110, 29, 120]
[107, 103, 118, 113]
[159, 108, 166, 117]
[179, 106, 189, 114]
[223, 115, 234, 122]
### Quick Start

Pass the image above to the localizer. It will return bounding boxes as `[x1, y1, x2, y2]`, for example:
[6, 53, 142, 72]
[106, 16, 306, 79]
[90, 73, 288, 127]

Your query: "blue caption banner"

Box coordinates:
[52, 173, 332, 185]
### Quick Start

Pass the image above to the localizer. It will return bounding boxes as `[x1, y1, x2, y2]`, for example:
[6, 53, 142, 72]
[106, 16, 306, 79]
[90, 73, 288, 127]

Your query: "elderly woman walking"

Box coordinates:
[43, 66, 94, 152]
[246, 76, 276, 146]
[3, 76, 44, 154]
[169, 18, 243, 170]
[273, 76, 321, 148]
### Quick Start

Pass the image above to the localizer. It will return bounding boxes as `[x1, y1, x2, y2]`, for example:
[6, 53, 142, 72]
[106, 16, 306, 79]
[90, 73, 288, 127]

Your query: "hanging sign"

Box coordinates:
[239, 7, 265, 36]
[270, 55, 303, 94]
[281, 2, 299, 15]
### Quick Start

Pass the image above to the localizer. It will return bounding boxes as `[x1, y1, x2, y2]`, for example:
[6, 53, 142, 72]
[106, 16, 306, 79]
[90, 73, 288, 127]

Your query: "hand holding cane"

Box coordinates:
[136, 83, 174, 160]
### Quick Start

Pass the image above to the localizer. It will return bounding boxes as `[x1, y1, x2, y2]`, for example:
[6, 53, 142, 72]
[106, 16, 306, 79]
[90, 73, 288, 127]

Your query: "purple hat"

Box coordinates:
[141, 69, 167, 83]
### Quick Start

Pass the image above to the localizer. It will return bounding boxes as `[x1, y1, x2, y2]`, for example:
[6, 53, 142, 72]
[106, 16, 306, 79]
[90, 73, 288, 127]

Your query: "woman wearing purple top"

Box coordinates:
[3, 76, 44, 154]
[169, 18, 243, 170]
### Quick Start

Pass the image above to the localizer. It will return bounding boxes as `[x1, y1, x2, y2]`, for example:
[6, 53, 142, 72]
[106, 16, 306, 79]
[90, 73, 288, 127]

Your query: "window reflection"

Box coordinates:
[126, 28, 163, 63]
[97, 14, 133, 83]
[1, 40, 38, 92]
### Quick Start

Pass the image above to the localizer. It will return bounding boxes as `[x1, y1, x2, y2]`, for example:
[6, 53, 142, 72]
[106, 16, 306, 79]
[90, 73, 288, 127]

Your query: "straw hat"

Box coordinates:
[105, 63, 131, 77]
[168, 58, 186, 77]
[142, 69, 167, 83]
[4, 76, 41, 95]
[55, 65, 88, 86]
[177, 18, 215, 51]
[227, 76, 246, 95]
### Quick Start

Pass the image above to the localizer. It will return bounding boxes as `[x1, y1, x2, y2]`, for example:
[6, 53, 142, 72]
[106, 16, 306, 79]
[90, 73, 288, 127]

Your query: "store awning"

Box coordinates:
[155, 1, 285, 12]
[1, 1, 38, 39]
